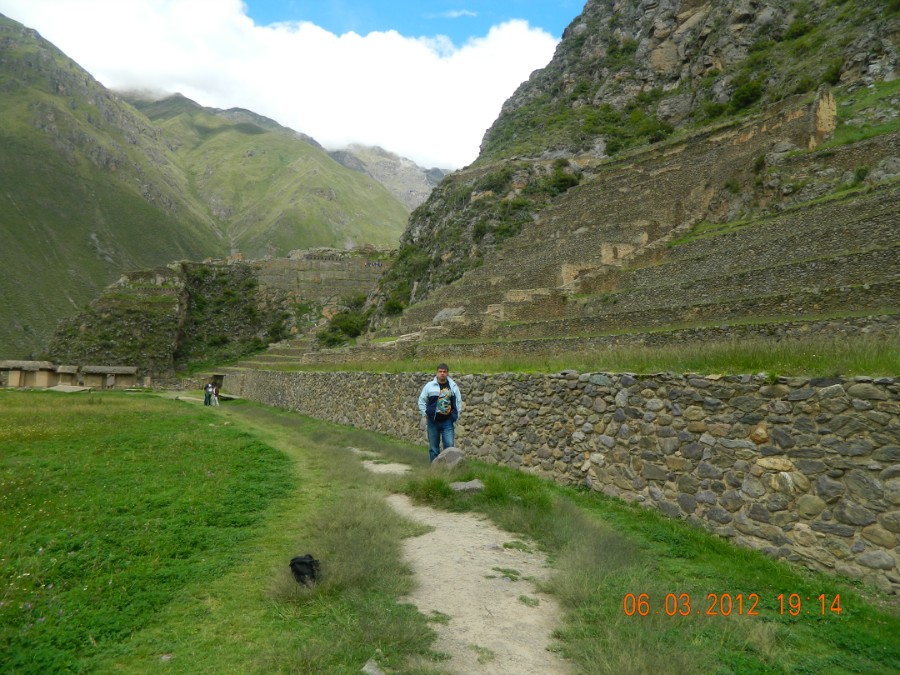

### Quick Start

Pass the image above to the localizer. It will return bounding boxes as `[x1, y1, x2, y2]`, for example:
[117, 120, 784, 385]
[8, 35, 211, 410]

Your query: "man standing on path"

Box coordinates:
[417, 363, 463, 462]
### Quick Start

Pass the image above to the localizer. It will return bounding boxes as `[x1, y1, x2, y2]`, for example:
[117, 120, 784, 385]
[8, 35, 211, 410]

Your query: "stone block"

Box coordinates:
[642, 463, 669, 481]
[856, 551, 896, 570]
[886, 478, 900, 506]
[797, 495, 827, 518]
[741, 476, 766, 498]
[698, 461, 724, 479]
[878, 511, 900, 534]
[873, 445, 900, 462]
[697, 490, 718, 505]
[766, 493, 791, 512]
[834, 500, 878, 526]
[678, 493, 697, 514]
[816, 476, 845, 503]
[450, 479, 485, 494]
[844, 470, 885, 510]
[771, 511, 799, 527]
[757, 457, 794, 472]
[677, 474, 700, 494]
[811, 521, 855, 537]
[707, 507, 733, 524]
[749, 503, 771, 523]
[861, 524, 897, 548]
[432, 447, 466, 469]
[770, 427, 796, 448]
[682, 442, 704, 459]
[795, 459, 827, 475]
[845, 383, 888, 400]
[659, 501, 681, 518]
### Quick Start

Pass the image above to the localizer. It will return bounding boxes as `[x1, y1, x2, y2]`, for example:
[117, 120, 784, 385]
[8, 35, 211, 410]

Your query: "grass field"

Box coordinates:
[1, 390, 898, 673]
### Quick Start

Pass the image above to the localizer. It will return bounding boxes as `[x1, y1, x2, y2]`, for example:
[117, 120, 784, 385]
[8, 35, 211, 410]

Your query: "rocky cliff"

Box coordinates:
[375, 0, 898, 318]
[482, 0, 897, 160]
[329, 144, 447, 211]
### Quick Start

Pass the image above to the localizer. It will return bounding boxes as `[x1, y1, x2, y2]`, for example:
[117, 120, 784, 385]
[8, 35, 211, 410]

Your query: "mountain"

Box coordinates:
[126, 94, 409, 256]
[374, 0, 899, 318]
[0, 15, 223, 358]
[0, 13, 410, 358]
[479, 0, 897, 162]
[329, 144, 447, 211]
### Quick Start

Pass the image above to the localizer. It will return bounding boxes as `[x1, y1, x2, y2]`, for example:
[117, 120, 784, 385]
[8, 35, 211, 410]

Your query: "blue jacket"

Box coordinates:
[418, 376, 462, 423]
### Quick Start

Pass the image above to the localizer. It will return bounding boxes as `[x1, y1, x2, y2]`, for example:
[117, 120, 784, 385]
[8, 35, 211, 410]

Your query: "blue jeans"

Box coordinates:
[426, 417, 455, 462]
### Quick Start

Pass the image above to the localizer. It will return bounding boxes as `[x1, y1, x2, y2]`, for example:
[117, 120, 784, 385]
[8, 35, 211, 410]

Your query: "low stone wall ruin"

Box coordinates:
[223, 368, 900, 594]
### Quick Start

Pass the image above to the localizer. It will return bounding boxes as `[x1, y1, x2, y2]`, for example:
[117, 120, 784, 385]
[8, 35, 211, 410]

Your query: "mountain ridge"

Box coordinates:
[0, 13, 435, 358]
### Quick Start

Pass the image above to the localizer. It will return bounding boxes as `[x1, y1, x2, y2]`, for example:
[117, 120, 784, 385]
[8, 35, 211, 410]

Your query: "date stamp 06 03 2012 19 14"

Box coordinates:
[623, 592, 843, 618]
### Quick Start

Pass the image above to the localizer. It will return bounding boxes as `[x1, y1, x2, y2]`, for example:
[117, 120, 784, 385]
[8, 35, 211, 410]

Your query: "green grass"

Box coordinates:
[0, 391, 293, 671]
[257, 331, 899, 378]
[821, 79, 900, 149]
[2, 391, 898, 673]
[0, 392, 443, 674]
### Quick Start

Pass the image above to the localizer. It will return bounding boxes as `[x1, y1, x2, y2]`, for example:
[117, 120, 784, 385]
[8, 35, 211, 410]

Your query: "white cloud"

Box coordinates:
[440, 10, 478, 19]
[0, 0, 557, 168]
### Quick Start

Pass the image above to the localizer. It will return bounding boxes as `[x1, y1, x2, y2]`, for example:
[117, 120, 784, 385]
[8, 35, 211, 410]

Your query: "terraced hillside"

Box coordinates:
[229, 91, 899, 371]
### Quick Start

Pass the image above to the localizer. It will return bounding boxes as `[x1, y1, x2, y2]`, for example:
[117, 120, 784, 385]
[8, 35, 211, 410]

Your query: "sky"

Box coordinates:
[0, 1, 585, 168]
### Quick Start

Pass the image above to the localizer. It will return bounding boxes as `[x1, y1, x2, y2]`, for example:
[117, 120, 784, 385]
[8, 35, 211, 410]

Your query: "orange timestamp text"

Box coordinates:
[622, 592, 842, 617]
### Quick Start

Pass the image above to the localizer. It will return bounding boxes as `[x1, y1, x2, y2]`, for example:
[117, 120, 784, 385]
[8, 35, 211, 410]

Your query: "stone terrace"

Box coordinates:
[232, 106, 899, 369]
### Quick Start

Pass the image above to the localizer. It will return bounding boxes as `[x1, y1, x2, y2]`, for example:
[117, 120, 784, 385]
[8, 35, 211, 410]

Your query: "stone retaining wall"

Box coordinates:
[253, 256, 389, 303]
[491, 282, 899, 340]
[292, 314, 899, 367]
[222, 368, 900, 594]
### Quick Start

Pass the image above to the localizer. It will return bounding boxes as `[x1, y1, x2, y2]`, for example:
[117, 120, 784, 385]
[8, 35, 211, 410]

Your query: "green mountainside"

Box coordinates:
[127, 94, 409, 256]
[0, 14, 409, 358]
[0, 16, 223, 358]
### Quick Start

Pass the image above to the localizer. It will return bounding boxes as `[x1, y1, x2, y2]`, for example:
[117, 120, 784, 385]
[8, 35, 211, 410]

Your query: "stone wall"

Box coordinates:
[253, 254, 390, 304]
[222, 368, 900, 594]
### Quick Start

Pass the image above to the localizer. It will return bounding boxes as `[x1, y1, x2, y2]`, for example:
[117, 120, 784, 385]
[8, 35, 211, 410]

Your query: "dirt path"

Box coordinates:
[351, 445, 570, 673]
[386, 495, 571, 674]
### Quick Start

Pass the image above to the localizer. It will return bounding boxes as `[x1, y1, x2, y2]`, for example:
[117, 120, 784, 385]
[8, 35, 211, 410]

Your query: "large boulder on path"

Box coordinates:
[432, 447, 466, 469]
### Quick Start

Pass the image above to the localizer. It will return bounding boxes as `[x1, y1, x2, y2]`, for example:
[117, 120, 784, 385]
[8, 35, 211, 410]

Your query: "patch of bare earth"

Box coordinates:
[385, 493, 571, 673]
[349, 446, 412, 475]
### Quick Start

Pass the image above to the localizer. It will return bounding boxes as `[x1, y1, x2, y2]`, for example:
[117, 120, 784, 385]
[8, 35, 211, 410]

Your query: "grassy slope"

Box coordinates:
[263, 332, 900, 378]
[138, 98, 410, 255]
[0, 20, 225, 358]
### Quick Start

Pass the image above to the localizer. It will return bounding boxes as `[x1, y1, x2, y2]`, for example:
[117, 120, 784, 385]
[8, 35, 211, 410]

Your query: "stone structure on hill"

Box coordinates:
[241, 94, 898, 370]
[373, 0, 898, 333]
[258, 247, 390, 304]
[43, 248, 393, 378]
[377, 97, 899, 347]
